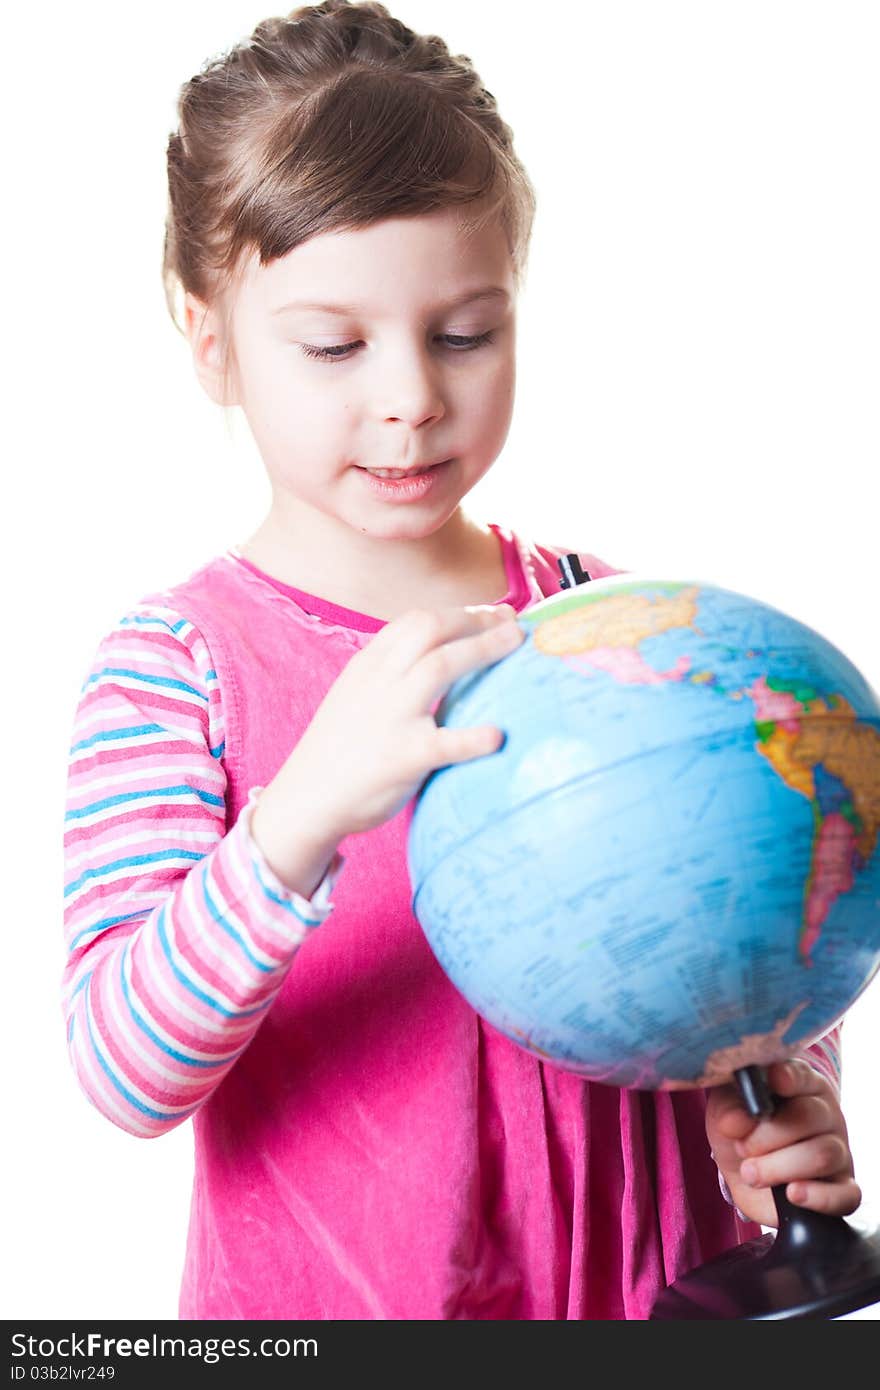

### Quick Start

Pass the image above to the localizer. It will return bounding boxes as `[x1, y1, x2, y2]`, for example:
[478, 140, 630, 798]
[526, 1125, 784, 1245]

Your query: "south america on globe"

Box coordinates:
[408, 575, 880, 1090]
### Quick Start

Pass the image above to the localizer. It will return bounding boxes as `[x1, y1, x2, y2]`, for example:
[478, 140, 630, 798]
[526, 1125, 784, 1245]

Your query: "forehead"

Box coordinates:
[236, 207, 514, 315]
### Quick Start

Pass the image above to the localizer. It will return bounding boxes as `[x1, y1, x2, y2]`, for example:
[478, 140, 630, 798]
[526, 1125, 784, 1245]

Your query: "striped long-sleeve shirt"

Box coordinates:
[62, 601, 344, 1138]
[62, 600, 842, 1141]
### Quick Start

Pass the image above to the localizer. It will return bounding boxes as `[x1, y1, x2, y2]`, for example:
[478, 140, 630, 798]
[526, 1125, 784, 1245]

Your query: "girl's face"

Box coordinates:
[191, 208, 517, 543]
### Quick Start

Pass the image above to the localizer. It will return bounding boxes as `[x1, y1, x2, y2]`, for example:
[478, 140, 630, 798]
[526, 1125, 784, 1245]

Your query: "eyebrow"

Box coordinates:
[271, 286, 511, 317]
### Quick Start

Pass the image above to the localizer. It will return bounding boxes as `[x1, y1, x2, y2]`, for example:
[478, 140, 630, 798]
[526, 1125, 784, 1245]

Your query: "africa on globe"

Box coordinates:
[408, 575, 880, 1090]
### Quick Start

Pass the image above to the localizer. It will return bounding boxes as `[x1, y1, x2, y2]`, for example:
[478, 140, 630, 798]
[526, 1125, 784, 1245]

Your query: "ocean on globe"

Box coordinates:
[407, 575, 880, 1090]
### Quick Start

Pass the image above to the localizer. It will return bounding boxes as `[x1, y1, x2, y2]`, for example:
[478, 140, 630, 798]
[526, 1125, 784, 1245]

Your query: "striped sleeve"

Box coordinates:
[62, 603, 344, 1139]
[796, 1024, 843, 1095]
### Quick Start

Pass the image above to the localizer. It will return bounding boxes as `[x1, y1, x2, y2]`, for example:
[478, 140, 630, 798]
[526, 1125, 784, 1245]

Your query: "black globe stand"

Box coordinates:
[650, 1064, 880, 1318]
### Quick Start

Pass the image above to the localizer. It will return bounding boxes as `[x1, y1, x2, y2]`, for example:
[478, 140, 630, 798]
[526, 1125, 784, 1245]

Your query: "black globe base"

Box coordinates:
[650, 1065, 880, 1319]
[650, 1214, 880, 1319]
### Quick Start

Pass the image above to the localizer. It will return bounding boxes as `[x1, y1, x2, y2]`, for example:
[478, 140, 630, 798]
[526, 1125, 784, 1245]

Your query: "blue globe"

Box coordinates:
[408, 575, 880, 1089]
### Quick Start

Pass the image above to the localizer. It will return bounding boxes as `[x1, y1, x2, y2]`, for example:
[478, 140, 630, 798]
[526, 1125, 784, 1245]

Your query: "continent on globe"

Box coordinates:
[533, 583, 699, 685]
[691, 1001, 809, 1087]
[745, 684, 880, 962]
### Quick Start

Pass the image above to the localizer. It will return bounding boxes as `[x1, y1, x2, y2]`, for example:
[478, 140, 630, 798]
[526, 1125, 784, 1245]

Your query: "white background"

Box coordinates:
[3, 0, 878, 1320]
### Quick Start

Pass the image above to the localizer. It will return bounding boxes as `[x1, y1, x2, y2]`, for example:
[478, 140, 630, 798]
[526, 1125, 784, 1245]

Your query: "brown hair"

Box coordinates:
[162, 0, 537, 398]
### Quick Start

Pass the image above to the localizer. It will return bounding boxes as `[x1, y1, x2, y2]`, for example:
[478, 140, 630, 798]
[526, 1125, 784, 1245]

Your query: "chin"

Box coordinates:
[362, 512, 454, 542]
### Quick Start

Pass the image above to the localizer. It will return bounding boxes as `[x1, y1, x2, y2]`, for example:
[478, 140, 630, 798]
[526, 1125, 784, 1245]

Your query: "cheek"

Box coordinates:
[244, 360, 347, 444]
[469, 356, 515, 430]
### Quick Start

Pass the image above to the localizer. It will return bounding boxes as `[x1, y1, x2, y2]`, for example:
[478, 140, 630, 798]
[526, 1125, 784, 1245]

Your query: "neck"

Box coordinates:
[237, 501, 506, 621]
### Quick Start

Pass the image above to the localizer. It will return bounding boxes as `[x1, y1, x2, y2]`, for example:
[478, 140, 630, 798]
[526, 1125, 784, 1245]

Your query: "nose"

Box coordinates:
[375, 337, 446, 429]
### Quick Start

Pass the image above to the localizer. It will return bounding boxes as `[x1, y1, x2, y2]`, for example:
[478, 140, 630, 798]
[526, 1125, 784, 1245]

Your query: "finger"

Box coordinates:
[739, 1132, 853, 1190]
[766, 1059, 831, 1100]
[432, 720, 508, 766]
[735, 1093, 840, 1157]
[786, 1176, 862, 1218]
[411, 614, 525, 711]
[706, 1083, 761, 1145]
[377, 603, 520, 675]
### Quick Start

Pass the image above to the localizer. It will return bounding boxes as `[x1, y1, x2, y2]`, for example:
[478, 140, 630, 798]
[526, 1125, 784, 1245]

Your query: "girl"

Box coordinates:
[62, 1, 858, 1320]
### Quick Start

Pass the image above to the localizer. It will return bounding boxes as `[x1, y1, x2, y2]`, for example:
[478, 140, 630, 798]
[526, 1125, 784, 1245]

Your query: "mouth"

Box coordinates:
[357, 460, 450, 479]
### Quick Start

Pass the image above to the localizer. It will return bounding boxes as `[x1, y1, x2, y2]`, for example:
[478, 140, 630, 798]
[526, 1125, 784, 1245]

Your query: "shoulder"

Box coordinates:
[86, 597, 217, 692]
[530, 538, 625, 582]
[496, 524, 626, 602]
[76, 592, 226, 750]
[85, 551, 243, 689]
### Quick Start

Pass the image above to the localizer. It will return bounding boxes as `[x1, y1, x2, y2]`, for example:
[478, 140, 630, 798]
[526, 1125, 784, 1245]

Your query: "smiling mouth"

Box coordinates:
[357, 460, 450, 478]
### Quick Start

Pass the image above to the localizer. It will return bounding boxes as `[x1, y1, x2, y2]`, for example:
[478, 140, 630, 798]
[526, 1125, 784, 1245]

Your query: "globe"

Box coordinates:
[408, 574, 880, 1090]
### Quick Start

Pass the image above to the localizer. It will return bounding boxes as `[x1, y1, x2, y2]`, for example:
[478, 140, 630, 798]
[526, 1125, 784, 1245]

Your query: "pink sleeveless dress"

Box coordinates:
[152, 524, 756, 1319]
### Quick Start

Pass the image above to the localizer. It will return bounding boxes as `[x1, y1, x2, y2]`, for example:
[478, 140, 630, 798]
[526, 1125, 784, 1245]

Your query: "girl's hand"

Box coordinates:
[705, 1059, 861, 1227]
[267, 603, 525, 846]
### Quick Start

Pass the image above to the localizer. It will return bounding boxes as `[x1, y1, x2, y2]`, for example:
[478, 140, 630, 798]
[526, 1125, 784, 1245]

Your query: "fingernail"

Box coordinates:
[741, 1160, 759, 1185]
[788, 1183, 808, 1204]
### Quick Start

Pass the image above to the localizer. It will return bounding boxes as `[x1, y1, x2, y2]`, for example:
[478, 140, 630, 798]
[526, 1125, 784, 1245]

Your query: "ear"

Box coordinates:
[183, 292, 239, 407]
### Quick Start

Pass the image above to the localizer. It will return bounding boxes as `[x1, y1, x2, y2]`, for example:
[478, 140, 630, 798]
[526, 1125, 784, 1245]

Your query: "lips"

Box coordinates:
[358, 458, 450, 475]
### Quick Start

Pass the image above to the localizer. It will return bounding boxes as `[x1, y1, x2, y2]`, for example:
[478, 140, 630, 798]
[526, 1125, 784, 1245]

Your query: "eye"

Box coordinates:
[298, 336, 361, 358]
[439, 332, 494, 353]
[299, 331, 496, 363]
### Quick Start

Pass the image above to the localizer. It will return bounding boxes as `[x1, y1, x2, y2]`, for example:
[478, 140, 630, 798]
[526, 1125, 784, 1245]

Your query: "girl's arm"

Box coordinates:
[62, 604, 344, 1138]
